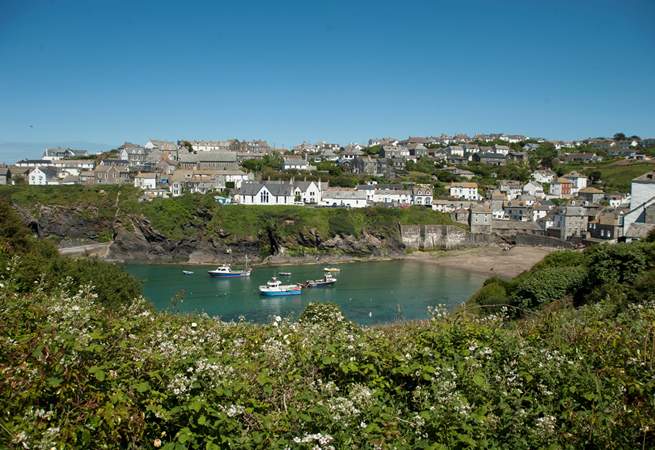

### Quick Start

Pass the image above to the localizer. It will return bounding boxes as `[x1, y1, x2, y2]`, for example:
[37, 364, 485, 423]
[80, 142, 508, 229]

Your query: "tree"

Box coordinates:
[589, 170, 602, 184]
[180, 140, 194, 153]
[613, 132, 626, 141]
[363, 145, 382, 156]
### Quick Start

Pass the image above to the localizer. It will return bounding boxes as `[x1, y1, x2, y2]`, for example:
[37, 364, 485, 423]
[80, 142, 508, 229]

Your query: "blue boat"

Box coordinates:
[259, 277, 302, 296]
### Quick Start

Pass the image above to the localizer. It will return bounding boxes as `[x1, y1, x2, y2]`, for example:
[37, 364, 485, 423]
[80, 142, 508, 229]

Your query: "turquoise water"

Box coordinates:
[124, 260, 487, 325]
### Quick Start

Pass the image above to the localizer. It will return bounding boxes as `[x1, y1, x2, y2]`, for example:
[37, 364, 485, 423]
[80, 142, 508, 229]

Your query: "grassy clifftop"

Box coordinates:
[0, 186, 455, 256]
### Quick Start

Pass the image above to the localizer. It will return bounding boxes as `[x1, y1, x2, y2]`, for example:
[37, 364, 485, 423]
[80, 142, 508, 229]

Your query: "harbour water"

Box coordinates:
[124, 260, 487, 325]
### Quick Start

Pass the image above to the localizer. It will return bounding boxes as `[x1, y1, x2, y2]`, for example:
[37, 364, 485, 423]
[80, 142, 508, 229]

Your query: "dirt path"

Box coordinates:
[403, 245, 556, 278]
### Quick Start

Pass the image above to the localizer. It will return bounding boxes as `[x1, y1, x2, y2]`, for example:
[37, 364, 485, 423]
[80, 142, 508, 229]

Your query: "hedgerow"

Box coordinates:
[1, 198, 655, 447]
[1, 279, 654, 448]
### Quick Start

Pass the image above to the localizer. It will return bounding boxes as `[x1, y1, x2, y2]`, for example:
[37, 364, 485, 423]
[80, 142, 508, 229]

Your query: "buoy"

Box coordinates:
[368, 311, 372, 317]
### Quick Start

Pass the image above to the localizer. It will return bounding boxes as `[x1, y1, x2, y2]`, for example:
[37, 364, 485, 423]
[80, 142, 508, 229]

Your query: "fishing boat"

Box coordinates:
[182, 270, 194, 275]
[208, 265, 251, 278]
[304, 272, 337, 288]
[259, 277, 302, 296]
[208, 256, 251, 278]
[278, 271, 292, 276]
[323, 267, 341, 273]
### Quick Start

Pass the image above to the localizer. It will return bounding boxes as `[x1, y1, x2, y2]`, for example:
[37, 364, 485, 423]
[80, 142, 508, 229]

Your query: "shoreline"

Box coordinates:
[110, 245, 556, 279]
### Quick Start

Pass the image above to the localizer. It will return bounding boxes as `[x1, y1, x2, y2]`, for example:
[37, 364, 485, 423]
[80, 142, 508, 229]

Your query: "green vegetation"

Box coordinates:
[466, 241, 655, 316]
[549, 159, 655, 193]
[593, 161, 655, 192]
[241, 153, 284, 172]
[0, 200, 141, 308]
[362, 144, 382, 156]
[0, 186, 455, 255]
[134, 192, 455, 244]
[0, 184, 141, 220]
[1, 208, 655, 447]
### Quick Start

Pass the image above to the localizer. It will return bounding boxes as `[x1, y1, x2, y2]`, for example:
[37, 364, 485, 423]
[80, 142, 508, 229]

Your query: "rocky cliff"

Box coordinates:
[15, 203, 406, 263]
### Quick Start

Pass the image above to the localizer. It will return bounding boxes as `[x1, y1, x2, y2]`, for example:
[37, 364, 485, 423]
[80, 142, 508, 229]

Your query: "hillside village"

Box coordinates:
[2, 132, 655, 245]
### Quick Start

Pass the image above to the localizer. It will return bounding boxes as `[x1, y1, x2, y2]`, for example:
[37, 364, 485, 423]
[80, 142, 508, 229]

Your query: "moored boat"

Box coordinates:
[304, 272, 337, 288]
[208, 256, 251, 278]
[278, 272, 292, 276]
[182, 270, 194, 275]
[208, 265, 252, 278]
[259, 277, 302, 296]
[323, 267, 340, 273]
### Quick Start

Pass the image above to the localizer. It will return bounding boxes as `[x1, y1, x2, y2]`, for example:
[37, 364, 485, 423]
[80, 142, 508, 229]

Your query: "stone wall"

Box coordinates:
[512, 233, 575, 248]
[401, 224, 496, 250]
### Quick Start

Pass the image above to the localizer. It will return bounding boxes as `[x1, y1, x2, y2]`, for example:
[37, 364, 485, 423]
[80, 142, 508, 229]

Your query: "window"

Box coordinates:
[260, 191, 269, 203]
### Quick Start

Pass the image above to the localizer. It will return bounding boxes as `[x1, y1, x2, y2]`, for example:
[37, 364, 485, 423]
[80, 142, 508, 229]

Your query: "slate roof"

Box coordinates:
[31, 166, 59, 179]
[633, 172, 655, 184]
[179, 152, 237, 163]
[323, 189, 367, 200]
[240, 181, 294, 196]
[625, 223, 655, 239]
[450, 182, 478, 188]
[284, 158, 309, 165]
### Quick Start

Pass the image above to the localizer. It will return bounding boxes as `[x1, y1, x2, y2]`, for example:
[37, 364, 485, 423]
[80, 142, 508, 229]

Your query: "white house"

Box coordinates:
[322, 188, 368, 208]
[283, 157, 313, 171]
[50, 159, 95, 177]
[372, 189, 412, 205]
[523, 181, 545, 199]
[447, 145, 465, 157]
[499, 135, 526, 144]
[449, 182, 480, 201]
[134, 173, 158, 190]
[531, 169, 557, 184]
[563, 171, 588, 195]
[607, 193, 630, 208]
[499, 180, 523, 200]
[42, 147, 88, 161]
[493, 145, 511, 156]
[237, 180, 323, 205]
[28, 167, 59, 185]
[623, 172, 655, 237]
[412, 184, 433, 206]
[355, 184, 377, 202]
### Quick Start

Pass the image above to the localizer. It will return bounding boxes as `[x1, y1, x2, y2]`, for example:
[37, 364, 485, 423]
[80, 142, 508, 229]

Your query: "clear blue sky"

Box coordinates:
[1, 0, 654, 160]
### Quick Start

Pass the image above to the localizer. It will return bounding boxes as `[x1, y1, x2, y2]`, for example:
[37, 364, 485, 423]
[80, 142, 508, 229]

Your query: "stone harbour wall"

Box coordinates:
[400, 225, 496, 250]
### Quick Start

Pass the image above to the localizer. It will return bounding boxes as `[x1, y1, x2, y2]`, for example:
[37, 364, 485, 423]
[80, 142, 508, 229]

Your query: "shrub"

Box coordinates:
[533, 249, 587, 270]
[468, 280, 509, 309]
[0, 199, 141, 308]
[511, 265, 588, 309]
[584, 243, 652, 286]
[328, 211, 357, 237]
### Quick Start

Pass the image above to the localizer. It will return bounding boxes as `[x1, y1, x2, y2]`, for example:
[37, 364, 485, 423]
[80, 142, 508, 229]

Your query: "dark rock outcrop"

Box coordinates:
[15, 203, 410, 263]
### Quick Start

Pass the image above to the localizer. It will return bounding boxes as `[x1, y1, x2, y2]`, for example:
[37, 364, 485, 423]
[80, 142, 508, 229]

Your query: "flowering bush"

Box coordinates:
[1, 202, 654, 448]
[1, 273, 654, 448]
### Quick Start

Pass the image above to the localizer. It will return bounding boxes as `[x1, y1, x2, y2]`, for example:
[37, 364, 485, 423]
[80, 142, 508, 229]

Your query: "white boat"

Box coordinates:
[208, 256, 251, 278]
[182, 270, 194, 275]
[208, 265, 252, 278]
[278, 271, 292, 276]
[304, 272, 337, 288]
[323, 267, 341, 273]
[259, 277, 302, 296]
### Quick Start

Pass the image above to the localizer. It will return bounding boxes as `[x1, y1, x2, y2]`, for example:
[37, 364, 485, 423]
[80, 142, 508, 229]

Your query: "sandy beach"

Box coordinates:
[403, 245, 556, 278]
[256, 245, 557, 279]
